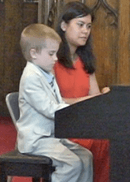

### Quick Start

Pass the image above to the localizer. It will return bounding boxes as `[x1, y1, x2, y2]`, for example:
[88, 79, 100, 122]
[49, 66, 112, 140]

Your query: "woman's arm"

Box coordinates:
[62, 94, 100, 104]
[63, 73, 100, 104]
[63, 73, 110, 105]
[88, 73, 100, 95]
[89, 73, 110, 94]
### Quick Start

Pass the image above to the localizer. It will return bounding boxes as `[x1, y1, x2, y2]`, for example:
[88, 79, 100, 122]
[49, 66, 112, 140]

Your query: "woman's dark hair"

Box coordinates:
[56, 1, 96, 74]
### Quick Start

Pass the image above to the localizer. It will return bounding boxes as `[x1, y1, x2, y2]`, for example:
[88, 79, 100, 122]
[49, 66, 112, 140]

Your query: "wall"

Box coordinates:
[0, 0, 130, 116]
[0, 0, 38, 116]
[64, 0, 130, 88]
[39, 0, 130, 88]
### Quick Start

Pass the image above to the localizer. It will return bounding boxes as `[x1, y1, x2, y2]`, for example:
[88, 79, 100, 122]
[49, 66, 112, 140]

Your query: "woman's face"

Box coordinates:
[61, 14, 92, 53]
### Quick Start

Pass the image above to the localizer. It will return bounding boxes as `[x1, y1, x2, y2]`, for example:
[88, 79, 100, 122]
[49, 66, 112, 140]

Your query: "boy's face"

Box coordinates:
[32, 39, 60, 72]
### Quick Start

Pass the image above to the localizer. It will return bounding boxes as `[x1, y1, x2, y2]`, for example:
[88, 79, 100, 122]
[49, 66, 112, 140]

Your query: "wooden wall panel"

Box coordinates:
[0, 0, 38, 116]
[3, 0, 23, 97]
[90, 0, 119, 88]
[0, 3, 5, 114]
[0, 0, 130, 116]
[117, 0, 130, 84]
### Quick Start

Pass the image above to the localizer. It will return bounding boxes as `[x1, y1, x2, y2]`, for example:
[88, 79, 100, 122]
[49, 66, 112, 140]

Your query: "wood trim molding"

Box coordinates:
[38, 0, 64, 26]
[117, 0, 130, 84]
[91, 0, 118, 26]
[23, 0, 38, 2]
[38, 0, 118, 27]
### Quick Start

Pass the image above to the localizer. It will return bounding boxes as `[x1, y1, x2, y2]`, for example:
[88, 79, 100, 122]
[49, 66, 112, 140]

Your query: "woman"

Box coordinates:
[54, 2, 110, 182]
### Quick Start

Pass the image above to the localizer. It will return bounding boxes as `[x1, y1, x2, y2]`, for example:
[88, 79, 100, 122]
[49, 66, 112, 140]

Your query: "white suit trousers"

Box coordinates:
[28, 138, 93, 182]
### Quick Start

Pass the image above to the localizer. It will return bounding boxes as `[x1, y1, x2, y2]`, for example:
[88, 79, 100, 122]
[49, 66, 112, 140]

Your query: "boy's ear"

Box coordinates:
[61, 21, 67, 31]
[30, 48, 37, 59]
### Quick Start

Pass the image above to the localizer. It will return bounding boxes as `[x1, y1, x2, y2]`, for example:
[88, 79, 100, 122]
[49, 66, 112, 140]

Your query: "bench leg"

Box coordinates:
[0, 164, 7, 182]
[44, 175, 51, 182]
[32, 177, 41, 182]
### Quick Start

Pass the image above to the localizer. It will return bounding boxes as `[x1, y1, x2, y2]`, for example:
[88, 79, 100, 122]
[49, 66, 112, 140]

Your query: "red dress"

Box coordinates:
[54, 58, 110, 182]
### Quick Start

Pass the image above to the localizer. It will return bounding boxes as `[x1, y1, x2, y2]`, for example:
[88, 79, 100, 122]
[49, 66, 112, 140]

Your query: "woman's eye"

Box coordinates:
[77, 23, 83, 27]
[49, 53, 54, 56]
[89, 24, 92, 28]
[87, 24, 92, 29]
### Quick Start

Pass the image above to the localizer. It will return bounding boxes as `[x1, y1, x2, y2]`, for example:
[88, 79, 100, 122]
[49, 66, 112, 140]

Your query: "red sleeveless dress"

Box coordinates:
[54, 58, 110, 182]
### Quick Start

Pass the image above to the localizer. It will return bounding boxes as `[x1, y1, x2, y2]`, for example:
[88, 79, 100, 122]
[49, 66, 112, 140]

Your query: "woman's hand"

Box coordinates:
[101, 87, 110, 94]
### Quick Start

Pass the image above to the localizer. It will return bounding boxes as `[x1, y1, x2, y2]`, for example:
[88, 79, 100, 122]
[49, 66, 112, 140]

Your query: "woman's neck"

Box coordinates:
[69, 45, 78, 63]
[69, 43, 77, 54]
[70, 53, 78, 63]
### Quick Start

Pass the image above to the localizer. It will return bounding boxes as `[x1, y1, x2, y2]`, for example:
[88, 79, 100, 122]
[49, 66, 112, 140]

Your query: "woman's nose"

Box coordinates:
[83, 26, 88, 33]
[82, 24, 89, 32]
[54, 55, 58, 62]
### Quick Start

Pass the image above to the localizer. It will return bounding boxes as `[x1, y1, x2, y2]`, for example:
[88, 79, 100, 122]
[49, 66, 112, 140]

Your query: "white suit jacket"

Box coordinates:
[16, 61, 68, 153]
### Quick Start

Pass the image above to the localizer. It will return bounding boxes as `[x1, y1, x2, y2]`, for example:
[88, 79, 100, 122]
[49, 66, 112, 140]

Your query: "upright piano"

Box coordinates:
[55, 85, 130, 182]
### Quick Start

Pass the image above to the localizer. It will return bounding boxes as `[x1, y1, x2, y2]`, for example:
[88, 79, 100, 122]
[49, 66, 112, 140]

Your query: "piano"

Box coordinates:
[55, 85, 130, 182]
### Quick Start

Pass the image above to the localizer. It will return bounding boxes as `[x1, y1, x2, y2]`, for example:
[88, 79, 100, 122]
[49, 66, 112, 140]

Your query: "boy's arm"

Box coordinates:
[20, 74, 68, 119]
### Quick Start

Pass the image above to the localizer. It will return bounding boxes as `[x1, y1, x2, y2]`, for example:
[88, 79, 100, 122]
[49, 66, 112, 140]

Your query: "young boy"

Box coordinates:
[17, 23, 93, 182]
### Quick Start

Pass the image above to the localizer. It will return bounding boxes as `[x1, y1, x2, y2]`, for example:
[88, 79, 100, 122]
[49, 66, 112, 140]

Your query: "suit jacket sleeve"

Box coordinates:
[19, 68, 68, 120]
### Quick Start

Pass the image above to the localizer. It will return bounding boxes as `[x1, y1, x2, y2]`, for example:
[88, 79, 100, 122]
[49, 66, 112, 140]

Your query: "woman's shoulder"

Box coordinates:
[54, 61, 63, 68]
[54, 57, 86, 72]
[54, 61, 69, 71]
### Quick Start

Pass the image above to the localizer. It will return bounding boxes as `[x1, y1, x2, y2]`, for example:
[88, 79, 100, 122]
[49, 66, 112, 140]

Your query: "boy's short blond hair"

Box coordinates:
[20, 24, 61, 61]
